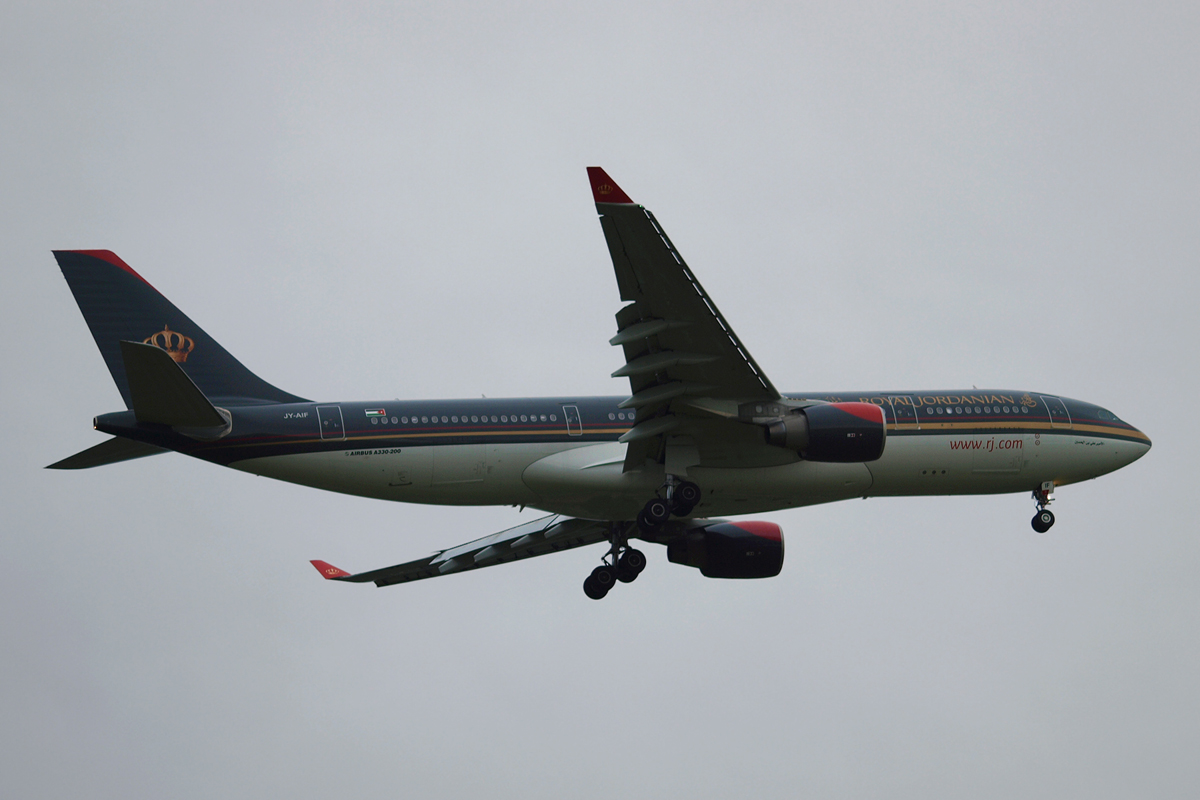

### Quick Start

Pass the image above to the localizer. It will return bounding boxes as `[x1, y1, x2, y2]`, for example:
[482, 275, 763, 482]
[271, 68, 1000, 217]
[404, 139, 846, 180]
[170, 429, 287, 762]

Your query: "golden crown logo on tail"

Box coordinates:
[144, 325, 194, 363]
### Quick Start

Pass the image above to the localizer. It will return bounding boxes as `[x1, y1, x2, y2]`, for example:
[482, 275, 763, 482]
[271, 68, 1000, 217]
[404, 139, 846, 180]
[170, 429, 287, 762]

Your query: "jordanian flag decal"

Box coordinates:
[365, 408, 386, 417]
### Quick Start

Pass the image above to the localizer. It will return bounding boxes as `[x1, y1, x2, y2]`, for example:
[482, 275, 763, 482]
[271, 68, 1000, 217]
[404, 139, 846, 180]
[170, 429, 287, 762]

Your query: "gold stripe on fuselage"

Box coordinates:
[209, 419, 1147, 455]
[887, 420, 1149, 442]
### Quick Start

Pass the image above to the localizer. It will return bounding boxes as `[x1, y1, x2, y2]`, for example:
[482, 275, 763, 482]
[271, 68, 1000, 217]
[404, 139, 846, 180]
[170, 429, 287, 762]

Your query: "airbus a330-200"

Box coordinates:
[49, 168, 1151, 599]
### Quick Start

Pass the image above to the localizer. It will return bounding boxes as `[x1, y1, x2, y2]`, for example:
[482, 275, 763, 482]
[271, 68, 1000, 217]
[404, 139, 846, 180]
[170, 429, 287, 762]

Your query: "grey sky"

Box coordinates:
[3, 2, 1197, 797]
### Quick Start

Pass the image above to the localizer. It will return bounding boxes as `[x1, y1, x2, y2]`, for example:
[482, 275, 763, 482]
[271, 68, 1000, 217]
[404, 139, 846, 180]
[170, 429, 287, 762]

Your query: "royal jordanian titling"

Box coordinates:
[50, 168, 1151, 599]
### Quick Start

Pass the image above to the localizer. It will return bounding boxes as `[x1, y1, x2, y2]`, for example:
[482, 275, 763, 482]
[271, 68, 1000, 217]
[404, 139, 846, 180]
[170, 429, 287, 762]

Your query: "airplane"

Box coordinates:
[48, 168, 1151, 599]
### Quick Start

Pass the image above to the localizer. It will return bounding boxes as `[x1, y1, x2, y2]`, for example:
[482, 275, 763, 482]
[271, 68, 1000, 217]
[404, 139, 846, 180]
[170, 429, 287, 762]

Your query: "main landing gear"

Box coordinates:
[583, 523, 647, 600]
[584, 477, 704, 598]
[1031, 481, 1056, 533]
[637, 476, 701, 535]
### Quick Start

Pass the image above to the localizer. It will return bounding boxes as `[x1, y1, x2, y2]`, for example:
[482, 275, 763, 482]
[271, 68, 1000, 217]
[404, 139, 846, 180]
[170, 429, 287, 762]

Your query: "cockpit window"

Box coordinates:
[1096, 408, 1120, 421]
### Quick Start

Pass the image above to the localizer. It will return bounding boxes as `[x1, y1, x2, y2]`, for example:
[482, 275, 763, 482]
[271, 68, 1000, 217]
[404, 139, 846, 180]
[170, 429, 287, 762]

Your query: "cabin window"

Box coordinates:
[550, 414, 557, 421]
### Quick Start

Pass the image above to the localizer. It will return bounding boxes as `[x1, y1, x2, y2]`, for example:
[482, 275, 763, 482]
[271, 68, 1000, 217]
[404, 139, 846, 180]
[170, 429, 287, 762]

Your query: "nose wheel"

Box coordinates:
[583, 523, 647, 600]
[1031, 482, 1056, 533]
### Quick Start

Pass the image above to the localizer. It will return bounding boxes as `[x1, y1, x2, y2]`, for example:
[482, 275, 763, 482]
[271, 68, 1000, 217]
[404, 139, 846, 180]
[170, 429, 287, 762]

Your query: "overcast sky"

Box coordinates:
[3, 2, 1197, 797]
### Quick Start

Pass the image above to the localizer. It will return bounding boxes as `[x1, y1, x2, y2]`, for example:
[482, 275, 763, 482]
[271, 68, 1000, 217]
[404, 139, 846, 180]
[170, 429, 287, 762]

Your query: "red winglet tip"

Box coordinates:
[587, 167, 634, 204]
[310, 560, 352, 579]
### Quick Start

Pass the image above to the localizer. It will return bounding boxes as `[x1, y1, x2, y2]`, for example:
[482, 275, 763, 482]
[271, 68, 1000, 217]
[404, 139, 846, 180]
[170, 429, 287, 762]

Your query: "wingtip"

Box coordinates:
[310, 560, 352, 579]
[587, 167, 635, 205]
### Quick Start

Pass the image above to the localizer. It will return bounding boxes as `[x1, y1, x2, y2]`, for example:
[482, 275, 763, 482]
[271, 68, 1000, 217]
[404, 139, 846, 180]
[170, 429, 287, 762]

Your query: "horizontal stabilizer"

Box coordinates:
[46, 436, 167, 470]
[120, 340, 229, 431]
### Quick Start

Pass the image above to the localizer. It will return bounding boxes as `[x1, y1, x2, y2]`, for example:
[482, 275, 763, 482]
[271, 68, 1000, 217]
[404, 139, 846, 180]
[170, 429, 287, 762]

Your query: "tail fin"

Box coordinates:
[53, 250, 308, 407]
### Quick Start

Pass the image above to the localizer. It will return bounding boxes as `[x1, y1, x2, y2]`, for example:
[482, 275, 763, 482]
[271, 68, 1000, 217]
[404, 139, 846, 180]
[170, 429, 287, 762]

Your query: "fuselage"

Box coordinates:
[95, 389, 1151, 521]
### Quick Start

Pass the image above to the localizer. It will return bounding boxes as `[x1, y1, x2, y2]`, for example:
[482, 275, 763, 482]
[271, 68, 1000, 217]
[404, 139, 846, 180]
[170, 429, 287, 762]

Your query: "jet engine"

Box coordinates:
[666, 521, 784, 579]
[765, 402, 886, 462]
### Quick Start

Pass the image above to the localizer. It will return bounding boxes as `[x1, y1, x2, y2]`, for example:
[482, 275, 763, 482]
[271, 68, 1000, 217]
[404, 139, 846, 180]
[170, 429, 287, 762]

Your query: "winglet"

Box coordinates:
[310, 560, 352, 579]
[587, 167, 635, 205]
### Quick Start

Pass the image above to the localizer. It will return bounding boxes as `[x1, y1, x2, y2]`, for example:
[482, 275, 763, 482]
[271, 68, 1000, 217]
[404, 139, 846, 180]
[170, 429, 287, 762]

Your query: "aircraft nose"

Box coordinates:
[1124, 424, 1152, 465]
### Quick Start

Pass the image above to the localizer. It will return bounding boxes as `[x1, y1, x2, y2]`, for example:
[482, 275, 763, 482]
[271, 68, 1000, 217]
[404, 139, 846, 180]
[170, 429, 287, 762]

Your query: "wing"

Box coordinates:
[311, 515, 615, 587]
[588, 168, 792, 472]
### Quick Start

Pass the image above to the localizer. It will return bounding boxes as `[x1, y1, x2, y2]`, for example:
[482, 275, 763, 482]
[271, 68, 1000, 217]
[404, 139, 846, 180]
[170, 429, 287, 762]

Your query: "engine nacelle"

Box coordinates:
[666, 521, 784, 579]
[765, 402, 886, 462]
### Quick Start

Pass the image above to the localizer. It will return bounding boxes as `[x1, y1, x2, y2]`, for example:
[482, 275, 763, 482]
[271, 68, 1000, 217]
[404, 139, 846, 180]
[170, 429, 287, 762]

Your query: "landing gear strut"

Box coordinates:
[1031, 482, 1056, 533]
[637, 475, 701, 535]
[583, 523, 646, 600]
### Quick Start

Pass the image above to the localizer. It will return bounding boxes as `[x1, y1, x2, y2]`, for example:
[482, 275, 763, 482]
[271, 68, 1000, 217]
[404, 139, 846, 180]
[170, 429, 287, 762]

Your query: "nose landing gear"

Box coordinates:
[1031, 482, 1056, 533]
[583, 523, 647, 600]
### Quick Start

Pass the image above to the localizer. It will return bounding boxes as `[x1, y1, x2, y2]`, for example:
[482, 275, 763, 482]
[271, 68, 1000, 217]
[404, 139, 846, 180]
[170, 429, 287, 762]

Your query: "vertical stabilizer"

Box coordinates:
[53, 250, 308, 407]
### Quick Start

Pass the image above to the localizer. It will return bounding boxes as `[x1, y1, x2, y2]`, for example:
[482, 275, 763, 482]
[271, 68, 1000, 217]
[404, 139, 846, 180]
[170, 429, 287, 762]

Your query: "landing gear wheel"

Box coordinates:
[584, 565, 617, 599]
[643, 497, 670, 525]
[616, 548, 647, 583]
[637, 509, 662, 535]
[671, 481, 701, 515]
[1031, 509, 1055, 534]
[638, 498, 670, 535]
